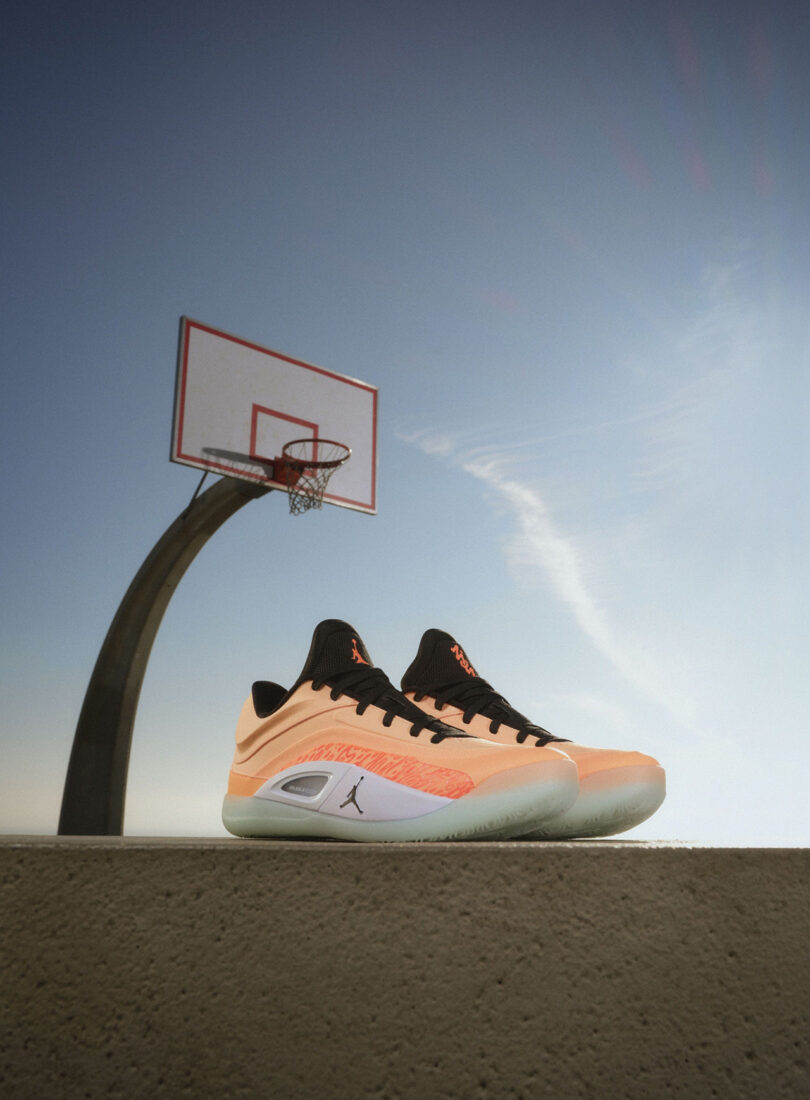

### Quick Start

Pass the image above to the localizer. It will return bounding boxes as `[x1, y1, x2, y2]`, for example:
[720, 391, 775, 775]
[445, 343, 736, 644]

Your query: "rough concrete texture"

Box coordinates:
[1, 838, 807, 1100]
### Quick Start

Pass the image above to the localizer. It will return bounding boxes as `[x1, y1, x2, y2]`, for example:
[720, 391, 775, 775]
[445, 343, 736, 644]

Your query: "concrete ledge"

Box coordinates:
[1, 838, 807, 1099]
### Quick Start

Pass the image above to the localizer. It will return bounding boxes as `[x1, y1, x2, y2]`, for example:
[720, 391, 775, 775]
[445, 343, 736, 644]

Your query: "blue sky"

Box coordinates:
[2, 0, 808, 843]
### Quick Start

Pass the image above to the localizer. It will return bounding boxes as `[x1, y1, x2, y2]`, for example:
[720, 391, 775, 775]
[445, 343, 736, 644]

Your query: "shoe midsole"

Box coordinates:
[518, 764, 666, 840]
[222, 758, 578, 842]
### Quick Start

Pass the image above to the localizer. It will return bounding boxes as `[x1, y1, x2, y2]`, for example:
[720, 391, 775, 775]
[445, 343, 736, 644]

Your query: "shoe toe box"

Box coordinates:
[559, 743, 662, 782]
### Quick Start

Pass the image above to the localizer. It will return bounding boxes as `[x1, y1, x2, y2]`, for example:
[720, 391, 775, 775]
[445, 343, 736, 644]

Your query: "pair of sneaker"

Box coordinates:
[223, 619, 666, 842]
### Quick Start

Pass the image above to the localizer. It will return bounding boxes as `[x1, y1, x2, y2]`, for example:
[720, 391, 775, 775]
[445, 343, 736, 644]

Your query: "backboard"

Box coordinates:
[171, 317, 378, 513]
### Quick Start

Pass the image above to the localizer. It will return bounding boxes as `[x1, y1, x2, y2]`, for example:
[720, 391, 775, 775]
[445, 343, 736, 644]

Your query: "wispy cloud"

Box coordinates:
[399, 427, 693, 725]
[398, 259, 778, 733]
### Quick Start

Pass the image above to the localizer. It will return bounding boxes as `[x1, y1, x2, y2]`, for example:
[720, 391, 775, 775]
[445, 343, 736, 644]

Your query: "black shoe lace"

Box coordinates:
[312, 667, 468, 743]
[411, 677, 566, 747]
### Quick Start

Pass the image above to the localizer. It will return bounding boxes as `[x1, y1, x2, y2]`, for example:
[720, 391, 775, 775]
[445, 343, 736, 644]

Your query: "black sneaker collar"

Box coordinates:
[402, 628, 565, 746]
[262, 620, 471, 743]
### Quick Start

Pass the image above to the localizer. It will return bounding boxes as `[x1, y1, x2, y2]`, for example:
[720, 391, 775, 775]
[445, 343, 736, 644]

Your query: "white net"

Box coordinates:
[282, 439, 351, 515]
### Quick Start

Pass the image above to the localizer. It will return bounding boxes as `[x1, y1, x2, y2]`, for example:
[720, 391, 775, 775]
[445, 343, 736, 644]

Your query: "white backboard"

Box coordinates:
[171, 318, 378, 513]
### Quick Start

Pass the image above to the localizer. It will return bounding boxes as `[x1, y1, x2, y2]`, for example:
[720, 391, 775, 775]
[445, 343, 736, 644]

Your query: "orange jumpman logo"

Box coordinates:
[351, 637, 369, 665]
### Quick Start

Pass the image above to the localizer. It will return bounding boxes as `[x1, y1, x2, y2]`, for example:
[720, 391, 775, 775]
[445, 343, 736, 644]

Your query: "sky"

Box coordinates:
[2, 0, 808, 844]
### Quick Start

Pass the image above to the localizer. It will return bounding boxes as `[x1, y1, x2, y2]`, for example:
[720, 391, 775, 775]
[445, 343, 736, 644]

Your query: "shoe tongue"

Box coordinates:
[402, 628, 479, 689]
[300, 619, 375, 681]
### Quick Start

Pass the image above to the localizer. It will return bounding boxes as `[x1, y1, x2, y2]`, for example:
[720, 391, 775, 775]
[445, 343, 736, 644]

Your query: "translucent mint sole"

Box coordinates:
[222, 762, 578, 843]
[520, 766, 666, 840]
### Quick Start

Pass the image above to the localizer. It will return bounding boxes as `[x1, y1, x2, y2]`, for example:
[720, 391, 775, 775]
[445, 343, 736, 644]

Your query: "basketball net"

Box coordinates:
[280, 439, 351, 515]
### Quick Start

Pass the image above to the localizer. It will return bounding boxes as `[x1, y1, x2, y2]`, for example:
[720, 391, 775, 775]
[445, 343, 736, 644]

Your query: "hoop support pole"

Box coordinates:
[58, 476, 272, 835]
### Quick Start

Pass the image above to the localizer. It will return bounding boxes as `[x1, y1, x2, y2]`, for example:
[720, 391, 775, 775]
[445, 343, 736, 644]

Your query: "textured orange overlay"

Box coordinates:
[289, 742, 474, 798]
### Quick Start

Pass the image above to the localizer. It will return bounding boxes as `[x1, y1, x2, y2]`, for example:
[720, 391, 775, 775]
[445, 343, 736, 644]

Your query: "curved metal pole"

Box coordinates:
[58, 477, 272, 835]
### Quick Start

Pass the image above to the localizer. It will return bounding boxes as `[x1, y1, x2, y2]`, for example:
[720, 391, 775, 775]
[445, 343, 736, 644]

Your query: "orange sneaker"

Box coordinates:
[402, 629, 666, 839]
[222, 620, 579, 841]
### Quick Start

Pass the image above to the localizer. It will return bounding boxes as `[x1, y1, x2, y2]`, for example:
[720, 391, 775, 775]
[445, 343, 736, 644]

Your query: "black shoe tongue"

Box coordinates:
[402, 628, 479, 690]
[300, 619, 375, 681]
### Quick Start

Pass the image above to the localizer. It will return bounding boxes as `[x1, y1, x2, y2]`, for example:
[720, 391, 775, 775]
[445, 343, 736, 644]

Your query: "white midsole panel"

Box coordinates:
[254, 760, 453, 821]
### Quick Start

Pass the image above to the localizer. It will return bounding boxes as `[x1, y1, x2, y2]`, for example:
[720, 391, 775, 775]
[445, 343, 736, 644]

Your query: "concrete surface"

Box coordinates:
[1, 837, 807, 1099]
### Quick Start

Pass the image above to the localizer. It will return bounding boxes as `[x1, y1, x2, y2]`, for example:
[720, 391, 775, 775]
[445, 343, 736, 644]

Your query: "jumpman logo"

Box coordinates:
[351, 637, 369, 665]
[339, 775, 365, 814]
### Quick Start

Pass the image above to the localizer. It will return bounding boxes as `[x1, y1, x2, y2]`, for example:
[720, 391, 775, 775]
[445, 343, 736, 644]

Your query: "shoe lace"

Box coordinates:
[411, 677, 565, 746]
[312, 667, 468, 743]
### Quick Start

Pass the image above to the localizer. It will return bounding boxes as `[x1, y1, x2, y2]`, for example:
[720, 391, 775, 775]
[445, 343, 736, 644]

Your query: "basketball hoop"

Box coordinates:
[277, 438, 351, 514]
